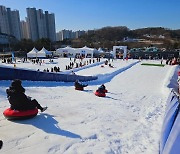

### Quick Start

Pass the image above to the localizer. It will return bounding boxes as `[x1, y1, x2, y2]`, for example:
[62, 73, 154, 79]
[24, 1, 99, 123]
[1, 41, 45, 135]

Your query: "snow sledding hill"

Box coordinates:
[0, 58, 177, 154]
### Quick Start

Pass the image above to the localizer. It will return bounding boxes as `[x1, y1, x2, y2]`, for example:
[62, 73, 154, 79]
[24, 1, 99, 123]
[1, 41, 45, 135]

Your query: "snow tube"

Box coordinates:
[75, 87, 84, 91]
[103, 89, 108, 93]
[3, 108, 38, 120]
[178, 71, 180, 76]
[95, 91, 106, 97]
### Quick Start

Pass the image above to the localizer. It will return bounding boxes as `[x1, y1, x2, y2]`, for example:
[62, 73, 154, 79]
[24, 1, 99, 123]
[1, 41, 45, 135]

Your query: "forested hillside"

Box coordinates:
[72, 27, 180, 50]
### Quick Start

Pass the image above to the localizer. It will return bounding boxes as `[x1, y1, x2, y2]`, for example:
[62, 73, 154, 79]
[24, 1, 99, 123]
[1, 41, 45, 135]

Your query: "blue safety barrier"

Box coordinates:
[0, 66, 98, 82]
[160, 90, 180, 154]
[162, 111, 180, 154]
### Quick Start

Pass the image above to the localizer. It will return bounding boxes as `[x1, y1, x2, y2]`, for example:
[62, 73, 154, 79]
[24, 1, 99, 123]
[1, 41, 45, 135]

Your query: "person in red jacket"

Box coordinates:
[6, 79, 47, 112]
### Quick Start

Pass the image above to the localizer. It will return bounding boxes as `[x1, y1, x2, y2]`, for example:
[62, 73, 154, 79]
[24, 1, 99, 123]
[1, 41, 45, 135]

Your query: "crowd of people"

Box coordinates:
[2, 57, 30, 64]
[65, 58, 101, 71]
[166, 57, 180, 65]
[42, 66, 61, 73]
[2, 58, 14, 64]
[104, 60, 114, 68]
[28, 57, 102, 73]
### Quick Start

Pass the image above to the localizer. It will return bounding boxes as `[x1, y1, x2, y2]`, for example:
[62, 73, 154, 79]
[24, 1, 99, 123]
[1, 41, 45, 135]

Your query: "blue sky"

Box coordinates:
[1, 0, 180, 32]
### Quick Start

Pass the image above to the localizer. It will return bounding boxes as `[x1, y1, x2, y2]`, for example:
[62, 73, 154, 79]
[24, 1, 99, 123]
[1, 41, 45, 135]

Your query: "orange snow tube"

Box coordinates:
[3, 108, 38, 120]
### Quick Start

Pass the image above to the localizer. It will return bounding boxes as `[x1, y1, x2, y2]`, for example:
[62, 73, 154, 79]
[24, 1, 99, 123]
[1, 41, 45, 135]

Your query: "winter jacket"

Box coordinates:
[6, 87, 36, 110]
[74, 81, 88, 88]
[97, 85, 106, 93]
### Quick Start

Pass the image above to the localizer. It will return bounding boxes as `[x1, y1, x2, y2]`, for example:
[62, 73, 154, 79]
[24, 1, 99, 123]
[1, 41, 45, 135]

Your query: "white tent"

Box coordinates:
[37, 47, 52, 58]
[97, 48, 104, 53]
[77, 46, 97, 58]
[56, 46, 77, 57]
[27, 47, 39, 58]
[56, 46, 97, 58]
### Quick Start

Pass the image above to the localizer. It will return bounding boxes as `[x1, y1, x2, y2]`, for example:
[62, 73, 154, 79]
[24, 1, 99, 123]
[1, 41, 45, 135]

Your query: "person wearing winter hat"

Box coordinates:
[6, 79, 47, 112]
[74, 80, 88, 88]
[96, 84, 106, 93]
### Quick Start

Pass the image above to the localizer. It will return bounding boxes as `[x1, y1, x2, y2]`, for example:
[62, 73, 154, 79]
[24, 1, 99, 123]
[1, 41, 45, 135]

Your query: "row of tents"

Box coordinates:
[27, 47, 52, 58]
[27, 46, 106, 58]
[27, 46, 128, 59]
[55, 46, 102, 58]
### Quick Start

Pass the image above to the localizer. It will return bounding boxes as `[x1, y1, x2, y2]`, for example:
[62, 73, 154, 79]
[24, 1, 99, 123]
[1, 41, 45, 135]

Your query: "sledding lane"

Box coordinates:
[103, 61, 176, 153]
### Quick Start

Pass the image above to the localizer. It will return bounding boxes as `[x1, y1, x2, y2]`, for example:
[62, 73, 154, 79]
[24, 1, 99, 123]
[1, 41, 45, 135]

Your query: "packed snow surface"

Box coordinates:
[0, 58, 178, 154]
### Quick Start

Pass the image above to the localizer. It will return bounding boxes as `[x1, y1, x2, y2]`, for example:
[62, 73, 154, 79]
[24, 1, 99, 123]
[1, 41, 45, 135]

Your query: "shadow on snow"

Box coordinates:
[13, 113, 82, 139]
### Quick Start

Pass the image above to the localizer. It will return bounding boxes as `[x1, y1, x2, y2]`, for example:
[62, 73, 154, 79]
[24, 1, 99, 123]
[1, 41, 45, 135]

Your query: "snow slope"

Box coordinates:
[0, 58, 177, 154]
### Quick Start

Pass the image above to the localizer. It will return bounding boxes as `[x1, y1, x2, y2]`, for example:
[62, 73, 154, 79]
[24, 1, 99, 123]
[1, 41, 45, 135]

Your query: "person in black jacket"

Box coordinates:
[0, 140, 3, 149]
[6, 79, 47, 112]
[96, 84, 106, 93]
[74, 80, 88, 88]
